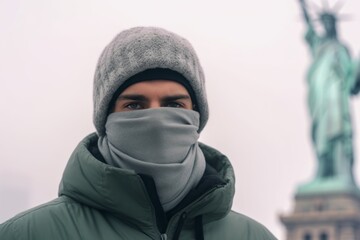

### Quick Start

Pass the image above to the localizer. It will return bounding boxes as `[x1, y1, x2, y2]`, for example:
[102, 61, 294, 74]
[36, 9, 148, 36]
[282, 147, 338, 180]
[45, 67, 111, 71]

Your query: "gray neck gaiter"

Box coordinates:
[98, 108, 206, 211]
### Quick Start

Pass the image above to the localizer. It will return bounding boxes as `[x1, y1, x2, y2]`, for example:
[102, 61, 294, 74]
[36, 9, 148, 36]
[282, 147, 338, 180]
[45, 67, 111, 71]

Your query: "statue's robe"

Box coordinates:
[305, 28, 359, 178]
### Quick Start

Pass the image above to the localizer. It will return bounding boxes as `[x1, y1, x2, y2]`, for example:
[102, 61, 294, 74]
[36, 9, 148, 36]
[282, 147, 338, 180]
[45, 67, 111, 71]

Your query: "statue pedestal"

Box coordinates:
[296, 178, 360, 196]
[280, 191, 360, 240]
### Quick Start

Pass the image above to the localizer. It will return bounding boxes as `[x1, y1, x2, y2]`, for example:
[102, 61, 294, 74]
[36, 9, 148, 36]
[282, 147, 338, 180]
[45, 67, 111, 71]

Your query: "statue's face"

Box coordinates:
[321, 14, 336, 36]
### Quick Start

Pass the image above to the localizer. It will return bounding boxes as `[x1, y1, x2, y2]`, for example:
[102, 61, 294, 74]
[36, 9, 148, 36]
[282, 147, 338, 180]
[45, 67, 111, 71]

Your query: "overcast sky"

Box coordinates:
[1, 0, 360, 238]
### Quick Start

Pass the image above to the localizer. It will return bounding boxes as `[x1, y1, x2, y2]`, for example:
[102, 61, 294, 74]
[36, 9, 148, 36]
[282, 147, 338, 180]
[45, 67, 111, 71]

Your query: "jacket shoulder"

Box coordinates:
[0, 196, 77, 240]
[204, 210, 277, 240]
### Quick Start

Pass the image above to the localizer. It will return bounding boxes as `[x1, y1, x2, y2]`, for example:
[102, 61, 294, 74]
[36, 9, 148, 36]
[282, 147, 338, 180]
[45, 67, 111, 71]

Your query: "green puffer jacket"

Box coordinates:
[0, 133, 276, 240]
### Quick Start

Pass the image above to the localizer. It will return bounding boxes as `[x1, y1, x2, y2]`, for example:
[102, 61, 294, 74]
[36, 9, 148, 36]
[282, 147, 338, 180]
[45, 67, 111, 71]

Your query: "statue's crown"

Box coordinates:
[311, 0, 350, 22]
[319, 11, 337, 22]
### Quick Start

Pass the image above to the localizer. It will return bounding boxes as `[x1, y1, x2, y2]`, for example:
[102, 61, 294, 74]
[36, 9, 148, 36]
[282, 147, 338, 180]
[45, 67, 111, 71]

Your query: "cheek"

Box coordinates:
[186, 102, 194, 110]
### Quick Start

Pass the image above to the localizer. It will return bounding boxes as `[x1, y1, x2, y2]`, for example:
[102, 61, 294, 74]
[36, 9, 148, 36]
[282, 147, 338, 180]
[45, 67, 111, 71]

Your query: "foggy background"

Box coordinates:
[1, 0, 360, 238]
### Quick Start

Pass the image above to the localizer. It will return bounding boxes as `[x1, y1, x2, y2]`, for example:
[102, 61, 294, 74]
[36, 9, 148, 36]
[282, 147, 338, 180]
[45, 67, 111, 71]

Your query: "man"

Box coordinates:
[0, 27, 276, 240]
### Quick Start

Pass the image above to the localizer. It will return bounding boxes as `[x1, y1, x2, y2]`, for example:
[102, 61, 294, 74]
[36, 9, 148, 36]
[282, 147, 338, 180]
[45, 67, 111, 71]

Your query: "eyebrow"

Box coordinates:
[161, 94, 191, 102]
[117, 94, 148, 101]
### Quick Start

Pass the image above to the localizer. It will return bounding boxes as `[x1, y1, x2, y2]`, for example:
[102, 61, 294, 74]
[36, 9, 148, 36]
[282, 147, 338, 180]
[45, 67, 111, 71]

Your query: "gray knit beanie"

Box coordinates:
[93, 26, 208, 136]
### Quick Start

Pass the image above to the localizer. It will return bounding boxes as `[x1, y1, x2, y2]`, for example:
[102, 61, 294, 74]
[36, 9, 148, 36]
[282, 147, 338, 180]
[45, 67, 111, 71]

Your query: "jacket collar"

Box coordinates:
[59, 133, 235, 236]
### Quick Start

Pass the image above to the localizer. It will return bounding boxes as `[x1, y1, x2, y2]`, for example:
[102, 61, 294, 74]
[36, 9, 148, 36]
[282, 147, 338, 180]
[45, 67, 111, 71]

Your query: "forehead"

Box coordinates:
[120, 80, 190, 95]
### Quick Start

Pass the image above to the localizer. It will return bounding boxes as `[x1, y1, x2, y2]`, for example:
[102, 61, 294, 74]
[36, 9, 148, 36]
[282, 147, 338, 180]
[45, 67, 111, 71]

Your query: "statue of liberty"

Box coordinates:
[297, 0, 360, 194]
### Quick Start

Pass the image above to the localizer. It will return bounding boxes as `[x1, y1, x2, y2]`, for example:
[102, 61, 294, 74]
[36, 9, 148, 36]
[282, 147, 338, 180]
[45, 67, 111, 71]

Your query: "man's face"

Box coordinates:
[113, 80, 193, 112]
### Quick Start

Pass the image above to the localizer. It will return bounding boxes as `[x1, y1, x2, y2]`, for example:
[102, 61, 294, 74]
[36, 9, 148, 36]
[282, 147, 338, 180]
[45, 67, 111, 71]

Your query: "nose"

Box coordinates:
[148, 100, 162, 109]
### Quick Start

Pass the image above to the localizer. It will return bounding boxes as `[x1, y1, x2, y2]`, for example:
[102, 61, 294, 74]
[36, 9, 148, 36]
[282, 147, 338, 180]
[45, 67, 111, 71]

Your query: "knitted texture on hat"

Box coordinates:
[93, 26, 208, 136]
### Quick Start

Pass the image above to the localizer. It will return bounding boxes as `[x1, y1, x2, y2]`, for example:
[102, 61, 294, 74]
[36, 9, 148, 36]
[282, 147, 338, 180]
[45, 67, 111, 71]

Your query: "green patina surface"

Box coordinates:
[297, 0, 360, 196]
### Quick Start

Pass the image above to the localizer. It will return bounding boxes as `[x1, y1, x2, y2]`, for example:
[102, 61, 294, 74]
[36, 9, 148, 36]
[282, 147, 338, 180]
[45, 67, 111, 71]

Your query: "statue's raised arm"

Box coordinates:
[297, 0, 319, 51]
[298, 0, 314, 29]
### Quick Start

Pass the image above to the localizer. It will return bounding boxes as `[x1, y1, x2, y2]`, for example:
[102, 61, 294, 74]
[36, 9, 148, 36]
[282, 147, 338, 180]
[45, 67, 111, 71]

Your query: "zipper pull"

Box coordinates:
[160, 233, 168, 240]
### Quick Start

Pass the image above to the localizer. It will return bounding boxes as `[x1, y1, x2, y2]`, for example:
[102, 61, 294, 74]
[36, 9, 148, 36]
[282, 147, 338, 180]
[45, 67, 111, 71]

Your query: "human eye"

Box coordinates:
[164, 102, 184, 108]
[124, 102, 143, 110]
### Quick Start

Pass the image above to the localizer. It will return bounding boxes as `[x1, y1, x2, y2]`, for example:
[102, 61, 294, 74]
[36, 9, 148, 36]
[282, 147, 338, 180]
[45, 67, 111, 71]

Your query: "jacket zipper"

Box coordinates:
[158, 211, 187, 240]
[138, 175, 168, 240]
[172, 212, 187, 240]
[140, 174, 221, 240]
